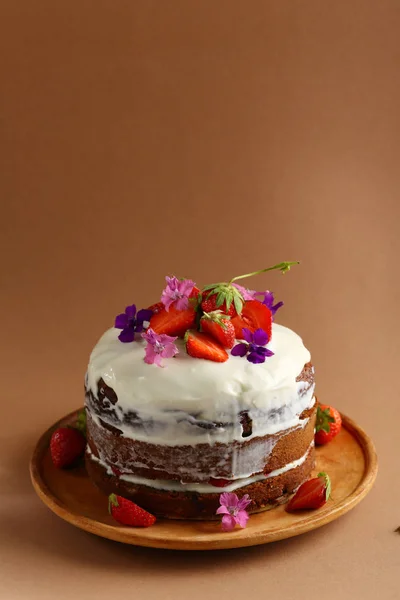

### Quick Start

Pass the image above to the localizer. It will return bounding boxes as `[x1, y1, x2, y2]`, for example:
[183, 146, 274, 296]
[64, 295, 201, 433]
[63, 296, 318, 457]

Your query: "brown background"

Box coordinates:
[1, 1, 400, 598]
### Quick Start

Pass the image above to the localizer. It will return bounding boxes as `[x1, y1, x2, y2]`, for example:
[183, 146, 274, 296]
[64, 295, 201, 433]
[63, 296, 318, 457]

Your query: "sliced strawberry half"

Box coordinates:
[185, 330, 228, 362]
[231, 300, 272, 340]
[286, 472, 331, 512]
[149, 305, 196, 337]
[200, 311, 236, 348]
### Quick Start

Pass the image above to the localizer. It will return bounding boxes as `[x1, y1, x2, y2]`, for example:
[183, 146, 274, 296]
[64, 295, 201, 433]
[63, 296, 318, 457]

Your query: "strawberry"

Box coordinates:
[286, 472, 331, 512]
[149, 305, 196, 337]
[50, 427, 86, 468]
[189, 285, 201, 299]
[147, 302, 164, 314]
[185, 330, 228, 362]
[231, 300, 272, 340]
[108, 494, 156, 527]
[315, 403, 342, 445]
[208, 477, 231, 487]
[201, 293, 238, 317]
[200, 311, 236, 348]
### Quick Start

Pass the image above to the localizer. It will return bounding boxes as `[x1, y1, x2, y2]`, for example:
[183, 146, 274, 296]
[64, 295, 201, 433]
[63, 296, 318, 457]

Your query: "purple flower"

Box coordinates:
[216, 492, 252, 531]
[161, 276, 196, 311]
[232, 284, 283, 319]
[142, 328, 179, 367]
[114, 304, 153, 343]
[231, 328, 274, 364]
[256, 290, 284, 318]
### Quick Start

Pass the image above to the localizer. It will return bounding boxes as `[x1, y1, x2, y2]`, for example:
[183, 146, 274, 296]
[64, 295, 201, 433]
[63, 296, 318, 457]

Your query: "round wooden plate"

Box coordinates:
[30, 409, 377, 550]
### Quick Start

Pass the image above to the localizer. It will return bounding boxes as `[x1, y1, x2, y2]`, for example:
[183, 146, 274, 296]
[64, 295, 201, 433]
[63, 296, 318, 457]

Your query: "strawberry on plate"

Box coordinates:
[185, 330, 228, 362]
[315, 404, 342, 445]
[230, 300, 272, 340]
[286, 472, 331, 512]
[147, 301, 164, 314]
[200, 311, 236, 349]
[108, 494, 156, 527]
[149, 305, 196, 337]
[50, 426, 86, 469]
[201, 293, 238, 317]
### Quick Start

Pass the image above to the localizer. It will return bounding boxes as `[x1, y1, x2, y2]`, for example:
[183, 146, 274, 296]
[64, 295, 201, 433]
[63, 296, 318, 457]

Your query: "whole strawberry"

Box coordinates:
[108, 494, 156, 527]
[50, 427, 86, 468]
[201, 293, 238, 317]
[286, 472, 331, 512]
[200, 311, 236, 348]
[315, 403, 342, 445]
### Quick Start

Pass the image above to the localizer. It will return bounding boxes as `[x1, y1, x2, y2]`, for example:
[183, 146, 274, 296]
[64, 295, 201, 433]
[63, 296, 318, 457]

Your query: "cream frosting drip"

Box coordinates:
[85, 323, 314, 445]
[86, 442, 314, 494]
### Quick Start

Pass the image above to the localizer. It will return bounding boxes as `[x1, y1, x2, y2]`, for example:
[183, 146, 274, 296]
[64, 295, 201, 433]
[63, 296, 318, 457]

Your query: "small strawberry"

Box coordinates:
[149, 305, 196, 337]
[108, 494, 156, 527]
[208, 477, 231, 487]
[231, 300, 272, 340]
[315, 403, 342, 445]
[50, 427, 86, 468]
[286, 472, 331, 512]
[185, 330, 228, 362]
[200, 311, 236, 348]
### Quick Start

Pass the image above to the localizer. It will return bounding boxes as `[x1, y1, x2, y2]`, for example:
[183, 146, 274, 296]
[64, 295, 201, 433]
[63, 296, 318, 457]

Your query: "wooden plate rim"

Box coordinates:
[30, 409, 378, 550]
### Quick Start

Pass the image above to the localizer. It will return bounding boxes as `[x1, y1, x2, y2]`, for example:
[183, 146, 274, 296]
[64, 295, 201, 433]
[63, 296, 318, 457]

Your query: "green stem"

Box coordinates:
[229, 261, 300, 284]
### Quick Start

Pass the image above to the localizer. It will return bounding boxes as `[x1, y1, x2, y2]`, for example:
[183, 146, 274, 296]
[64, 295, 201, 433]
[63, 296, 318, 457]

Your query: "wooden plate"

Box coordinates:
[30, 409, 377, 550]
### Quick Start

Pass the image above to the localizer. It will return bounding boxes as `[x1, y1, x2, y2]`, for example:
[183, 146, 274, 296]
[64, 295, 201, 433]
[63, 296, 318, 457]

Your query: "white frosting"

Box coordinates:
[85, 323, 313, 446]
[86, 442, 314, 494]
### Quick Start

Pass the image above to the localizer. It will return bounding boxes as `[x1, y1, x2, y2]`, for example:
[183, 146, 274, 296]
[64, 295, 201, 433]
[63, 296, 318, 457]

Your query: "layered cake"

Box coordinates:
[84, 263, 316, 519]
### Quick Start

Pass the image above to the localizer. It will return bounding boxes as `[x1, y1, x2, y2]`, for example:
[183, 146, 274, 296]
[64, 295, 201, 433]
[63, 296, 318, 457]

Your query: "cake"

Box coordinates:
[84, 262, 316, 519]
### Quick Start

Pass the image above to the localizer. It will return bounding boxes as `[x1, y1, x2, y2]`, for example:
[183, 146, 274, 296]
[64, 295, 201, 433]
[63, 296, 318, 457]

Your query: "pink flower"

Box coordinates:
[216, 492, 252, 532]
[232, 283, 257, 301]
[142, 328, 179, 367]
[161, 276, 195, 311]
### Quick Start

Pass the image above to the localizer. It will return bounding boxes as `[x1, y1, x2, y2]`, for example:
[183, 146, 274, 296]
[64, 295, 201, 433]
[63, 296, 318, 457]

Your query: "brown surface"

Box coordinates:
[1, 0, 400, 598]
[30, 410, 376, 549]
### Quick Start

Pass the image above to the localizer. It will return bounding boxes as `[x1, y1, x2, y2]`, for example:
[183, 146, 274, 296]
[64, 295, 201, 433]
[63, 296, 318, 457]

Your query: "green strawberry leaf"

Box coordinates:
[317, 472, 331, 501]
[315, 406, 335, 433]
[76, 409, 87, 437]
[108, 493, 119, 514]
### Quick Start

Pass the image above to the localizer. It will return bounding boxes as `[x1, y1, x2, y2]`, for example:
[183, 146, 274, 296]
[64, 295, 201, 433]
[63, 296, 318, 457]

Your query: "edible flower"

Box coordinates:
[161, 276, 196, 311]
[216, 492, 252, 531]
[114, 304, 153, 343]
[233, 284, 283, 318]
[231, 327, 274, 364]
[258, 290, 284, 318]
[142, 328, 179, 367]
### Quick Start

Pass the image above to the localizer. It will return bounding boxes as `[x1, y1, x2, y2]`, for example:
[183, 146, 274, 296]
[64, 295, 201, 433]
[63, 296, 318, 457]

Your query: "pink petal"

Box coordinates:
[161, 343, 178, 359]
[216, 505, 230, 515]
[237, 494, 252, 510]
[234, 510, 249, 528]
[161, 292, 174, 312]
[153, 354, 164, 367]
[220, 492, 239, 509]
[180, 279, 195, 295]
[144, 346, 158, 364]
[174, 296, 189, 311]
[221, 515, 236, 532]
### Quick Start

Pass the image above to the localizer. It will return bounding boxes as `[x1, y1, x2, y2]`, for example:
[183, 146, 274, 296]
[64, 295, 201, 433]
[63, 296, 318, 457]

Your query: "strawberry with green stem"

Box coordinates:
[50, 409, 87, 469]
[108, 494, 156, 527]
[315, 403, 342, 445]
[200, 311, 236, 348]
[286, 472, 331, 512]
